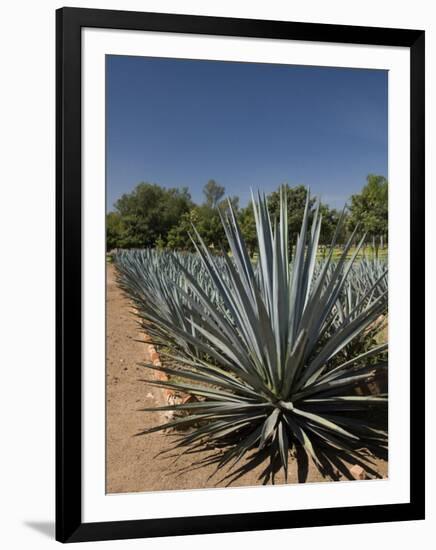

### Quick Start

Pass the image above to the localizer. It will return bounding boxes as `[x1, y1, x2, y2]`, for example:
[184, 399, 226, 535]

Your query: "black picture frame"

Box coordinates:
[56, 7, 425, 543]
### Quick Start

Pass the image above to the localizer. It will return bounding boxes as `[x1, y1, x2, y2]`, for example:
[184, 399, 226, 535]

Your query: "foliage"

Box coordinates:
[325, 258, 388, 369]
[107, 177, 388, 254]
[348, 174, 388, 240]
[268, 184, 316, 241]
[166, 193, 239, 252]
[166, 205, 226, 251]
[203, 179, 225, 208]
[110, 182, 193, 248]
[115, 249, 226, 358]
[318, 204, 348, 245]
[268, 185, 351, 250]
[165, 210, 199, 251]
[238, 202, 258, 257]
[117, 188, 388, 484]
[106, 212, 124, 251]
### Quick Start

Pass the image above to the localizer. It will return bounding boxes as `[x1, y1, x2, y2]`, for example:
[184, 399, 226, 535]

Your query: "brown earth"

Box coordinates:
[106, 263, 387, 494]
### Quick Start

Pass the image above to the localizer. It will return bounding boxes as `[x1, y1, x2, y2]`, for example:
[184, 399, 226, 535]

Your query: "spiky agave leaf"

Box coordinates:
[114, 248, 232, 357]
[321, 256, 388, 370]
[128, 188, 388, 483]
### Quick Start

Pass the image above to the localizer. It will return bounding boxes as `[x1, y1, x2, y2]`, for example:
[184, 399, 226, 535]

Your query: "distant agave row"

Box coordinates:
[114, 190, 388, 484]
[114, 248, 230, 357]
[115, 249, 387, 359]
[115, 250, 387, 372]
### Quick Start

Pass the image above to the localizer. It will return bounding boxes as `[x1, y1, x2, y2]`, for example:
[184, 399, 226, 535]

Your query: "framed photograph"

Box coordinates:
[56, 7, 425, 543]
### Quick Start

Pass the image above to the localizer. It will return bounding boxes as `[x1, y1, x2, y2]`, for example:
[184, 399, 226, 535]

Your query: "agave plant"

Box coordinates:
[350, 257, 388, 301]
[322, 258, 388, 370]
[125, 188, 388, 484]
[114, 248, 230, 358]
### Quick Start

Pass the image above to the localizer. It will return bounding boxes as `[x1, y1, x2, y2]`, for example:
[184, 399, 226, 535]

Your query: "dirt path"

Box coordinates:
[106, 263, 386, 493]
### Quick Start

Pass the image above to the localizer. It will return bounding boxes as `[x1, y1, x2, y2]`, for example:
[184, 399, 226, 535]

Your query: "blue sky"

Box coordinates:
[106, 55, 387, 211]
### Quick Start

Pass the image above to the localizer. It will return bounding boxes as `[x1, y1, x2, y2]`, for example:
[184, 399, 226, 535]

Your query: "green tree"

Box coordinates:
[167, 204, 227, 251]
[240, 186, 349, 255]
[166, 185, 238, 252]
[166, 209, 198, 251]
[203, 179, 225, 208]
[218, 195, 239, 213]
[319, 204, 349, 245]
[238, 203, 258, 257]
[268, 185, 316, 241]
[113, 182, 193, 248]
[348, 174, 388, 240]
[106, 211, 124, 251]
[196, 205, 227, 249]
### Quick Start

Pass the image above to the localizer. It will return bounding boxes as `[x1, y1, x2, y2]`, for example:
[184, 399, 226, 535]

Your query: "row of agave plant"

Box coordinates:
[114, 188, 388, 484]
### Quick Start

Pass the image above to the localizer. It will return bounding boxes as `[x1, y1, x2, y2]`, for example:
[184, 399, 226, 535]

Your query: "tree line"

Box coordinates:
[107, 175, 388, 254]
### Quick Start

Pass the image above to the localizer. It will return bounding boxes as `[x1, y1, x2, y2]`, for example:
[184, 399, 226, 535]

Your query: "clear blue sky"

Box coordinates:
[106, 55, 387, 211]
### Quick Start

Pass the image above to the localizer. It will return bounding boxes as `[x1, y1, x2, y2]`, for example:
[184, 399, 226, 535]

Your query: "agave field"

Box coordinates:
[114, 189, 388, 485]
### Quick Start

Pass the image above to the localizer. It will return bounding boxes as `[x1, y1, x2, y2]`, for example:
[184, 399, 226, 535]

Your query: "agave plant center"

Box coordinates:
[276, 400, 294, 411]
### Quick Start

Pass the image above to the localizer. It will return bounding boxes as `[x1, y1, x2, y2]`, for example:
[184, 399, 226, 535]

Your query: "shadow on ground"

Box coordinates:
[24, 521, 54, 539]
